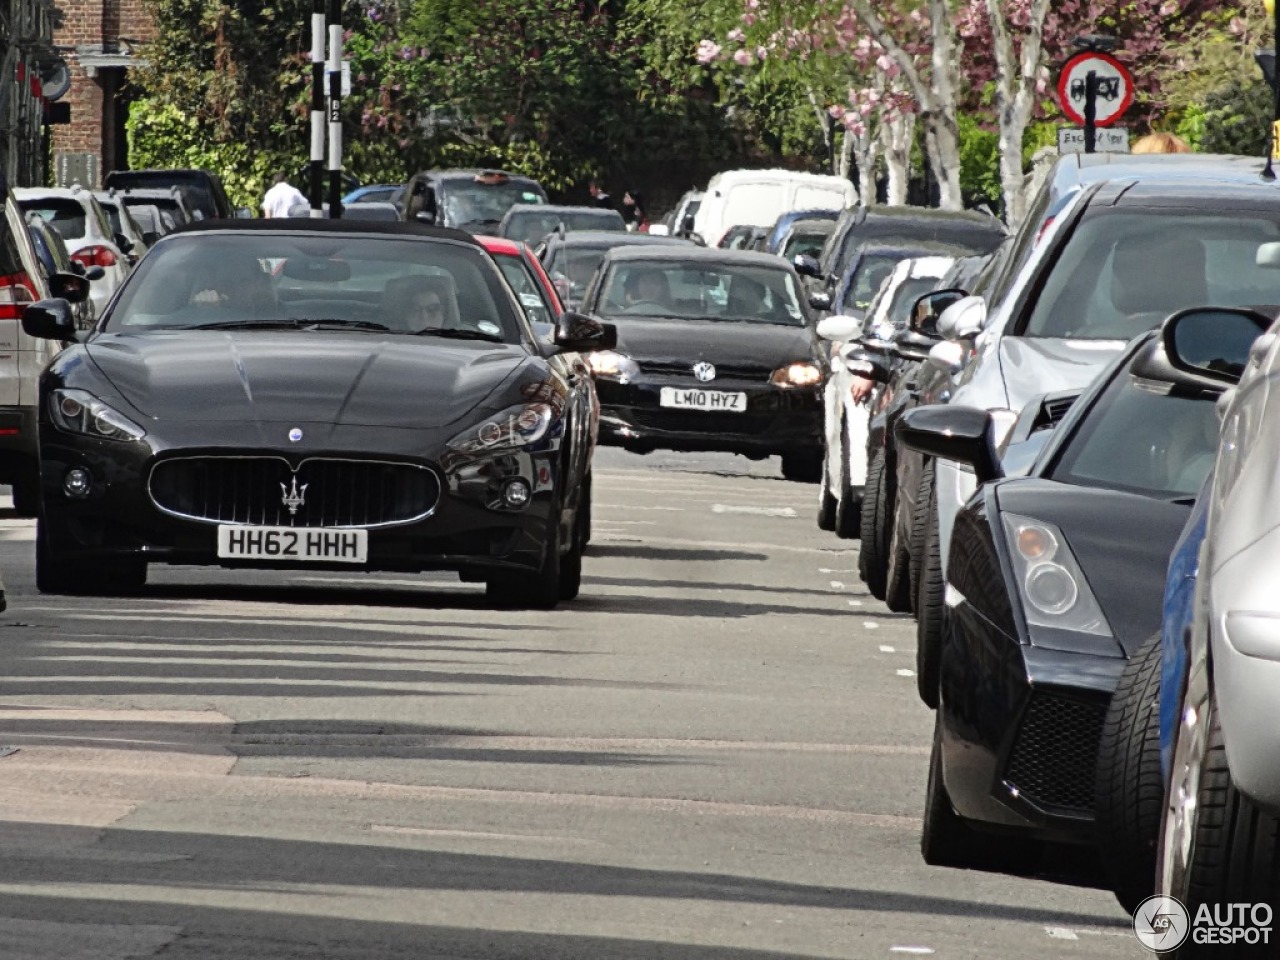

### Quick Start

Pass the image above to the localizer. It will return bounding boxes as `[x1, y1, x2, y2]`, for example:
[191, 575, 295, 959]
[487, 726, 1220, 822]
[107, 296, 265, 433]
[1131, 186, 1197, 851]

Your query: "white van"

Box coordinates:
[692, 169, 855, 248]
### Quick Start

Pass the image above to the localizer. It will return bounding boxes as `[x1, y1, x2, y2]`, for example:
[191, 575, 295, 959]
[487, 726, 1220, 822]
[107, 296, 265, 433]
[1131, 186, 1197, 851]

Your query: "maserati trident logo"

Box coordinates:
[280, 476, 308, 515]
[693, 361, 716, 382]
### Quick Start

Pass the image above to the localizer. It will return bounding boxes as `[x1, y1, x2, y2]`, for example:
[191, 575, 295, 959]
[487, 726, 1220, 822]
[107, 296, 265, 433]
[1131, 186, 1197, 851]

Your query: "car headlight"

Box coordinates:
[49, 388, 146, 442]
[587, 350, 640, 384]
[1001, 513, 1112, 636]
[445, 402, 555, 461]
[770, 361, 824, 388]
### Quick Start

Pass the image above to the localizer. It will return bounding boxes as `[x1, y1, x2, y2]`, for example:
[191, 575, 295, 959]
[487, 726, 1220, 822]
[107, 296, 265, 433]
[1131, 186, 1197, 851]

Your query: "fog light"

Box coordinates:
[63, 467, 92, 499]
[502, 478, 531, 508]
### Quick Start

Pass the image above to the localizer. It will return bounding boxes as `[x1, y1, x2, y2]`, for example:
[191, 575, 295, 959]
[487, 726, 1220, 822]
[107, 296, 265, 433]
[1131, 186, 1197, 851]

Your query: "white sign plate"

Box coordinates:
[217, 525, 367, 564]
[1058, 126, 1130, 154]
[659, 388, 747, 412]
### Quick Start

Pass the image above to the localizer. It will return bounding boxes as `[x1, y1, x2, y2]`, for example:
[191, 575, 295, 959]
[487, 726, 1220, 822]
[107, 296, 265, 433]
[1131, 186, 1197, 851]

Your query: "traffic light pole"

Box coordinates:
[309, 0, 325, 215]
[326, 0, 344, 219]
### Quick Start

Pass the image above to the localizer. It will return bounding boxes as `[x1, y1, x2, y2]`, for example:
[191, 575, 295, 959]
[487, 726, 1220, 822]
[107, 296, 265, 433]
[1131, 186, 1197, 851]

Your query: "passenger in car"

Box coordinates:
[382, 275, 457, 332]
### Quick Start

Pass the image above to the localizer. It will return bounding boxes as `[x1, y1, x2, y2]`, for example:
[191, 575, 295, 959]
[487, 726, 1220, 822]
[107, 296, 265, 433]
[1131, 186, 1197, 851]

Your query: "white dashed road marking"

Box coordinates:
[896, 669, 916, 677]
[879, 645, 895, 653]
[710, 504, 798, 518]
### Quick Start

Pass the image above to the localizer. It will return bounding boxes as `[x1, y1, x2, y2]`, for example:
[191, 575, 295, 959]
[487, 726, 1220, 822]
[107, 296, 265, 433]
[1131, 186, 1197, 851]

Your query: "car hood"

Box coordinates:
[611, 318, 817, 368]
[997, 337, 1126, 411]
[84, 332, 529, 428]
[996, 480, 1190, 658]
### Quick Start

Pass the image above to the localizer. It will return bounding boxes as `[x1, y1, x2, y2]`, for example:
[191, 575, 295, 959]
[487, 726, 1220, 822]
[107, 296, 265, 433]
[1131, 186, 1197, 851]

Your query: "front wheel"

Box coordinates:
[36, 522, 146, 596]
[486, 514, 562, 610]
[781, 450, 822, 484]
[859, 449, 892, 600]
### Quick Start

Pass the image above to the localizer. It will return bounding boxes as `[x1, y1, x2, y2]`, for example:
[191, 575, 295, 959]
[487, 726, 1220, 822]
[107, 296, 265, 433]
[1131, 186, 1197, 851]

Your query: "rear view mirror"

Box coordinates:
[1162, 306, 1272, 384]
[896, 405, 1003, 485]
[84, 266, 106, 282]
[937, 295, 986, 341]
[911, 287, 968, 337]
[280, 257, 352, 282]
[816, 313, 864, 342]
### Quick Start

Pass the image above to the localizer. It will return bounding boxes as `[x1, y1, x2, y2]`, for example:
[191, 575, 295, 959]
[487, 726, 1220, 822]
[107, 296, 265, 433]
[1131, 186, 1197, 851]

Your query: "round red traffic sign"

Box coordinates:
[1057, 51, 1133, 128]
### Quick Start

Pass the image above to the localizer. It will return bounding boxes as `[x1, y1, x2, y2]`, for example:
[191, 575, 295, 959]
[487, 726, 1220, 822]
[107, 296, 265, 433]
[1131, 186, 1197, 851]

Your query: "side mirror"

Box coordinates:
[1161, 306, 1272, 385]
[67, 260, 87, 277]
[84, 266, 106, 282]
[554, 311, 618, 352]
[911, 287, 968, 337]
[893, 328, 936, 362]
[845, 353, 893, 383]
[926, 340, 966, 375]
[793, 254, 822, 278]
[937, 295, 986, 341]
[49, 272, 91, 304]
[816, 313, 864, 342]
[114, 233, 134, 254]
[895, 405, 1004, 485]
[23, 299, 78, 340]
[808, 291, 832, 313]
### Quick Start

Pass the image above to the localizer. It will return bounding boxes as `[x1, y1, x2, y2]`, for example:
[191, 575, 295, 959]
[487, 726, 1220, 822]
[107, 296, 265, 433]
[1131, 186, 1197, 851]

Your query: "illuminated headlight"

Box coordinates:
[586, 350, 640, 384]
[49, 389, 146, 442]
[445, 402, 555, 461]
[770, 361, 824, 388]
[1001, 513, 1112, 636]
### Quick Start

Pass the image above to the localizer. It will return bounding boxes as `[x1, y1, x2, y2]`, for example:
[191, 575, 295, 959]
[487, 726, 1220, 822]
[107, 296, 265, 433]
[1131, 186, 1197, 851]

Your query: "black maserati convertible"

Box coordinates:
[22, 220, 613, 608]
[894, 320, 1235, 869]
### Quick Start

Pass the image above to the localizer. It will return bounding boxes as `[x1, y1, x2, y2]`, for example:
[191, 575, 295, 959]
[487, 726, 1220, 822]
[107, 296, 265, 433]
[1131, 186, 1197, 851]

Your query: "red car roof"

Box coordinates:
[476, 234, 523, 256]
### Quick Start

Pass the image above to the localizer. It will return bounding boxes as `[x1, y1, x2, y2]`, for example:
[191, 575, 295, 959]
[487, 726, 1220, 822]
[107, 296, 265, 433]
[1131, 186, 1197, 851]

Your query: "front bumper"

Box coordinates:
[939, 597, 1124, 842]
[594, 377, 822, 455]
[39, 421, 562, 576]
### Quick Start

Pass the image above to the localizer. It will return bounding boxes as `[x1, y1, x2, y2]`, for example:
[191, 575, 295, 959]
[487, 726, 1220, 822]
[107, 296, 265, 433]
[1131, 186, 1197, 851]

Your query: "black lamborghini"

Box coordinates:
[22, 220, 613, 608]
[894, 325, 1228, 868]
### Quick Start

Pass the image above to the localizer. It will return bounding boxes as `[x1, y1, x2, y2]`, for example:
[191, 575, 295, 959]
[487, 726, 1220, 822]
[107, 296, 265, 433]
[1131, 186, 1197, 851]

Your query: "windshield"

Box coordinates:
[107, 233, 520, 342]
[598, 260, 805, 325]
[783, 224, 834, 260]
[842, 253, 902, 313]
[1024, 210, 1280, 339]
[494, 254, 556, 331]
[1050, 374, 1219, 499]
[551, 247, 609, 294]
[442, 181, 546, 229]
[503, 209, 623, 245]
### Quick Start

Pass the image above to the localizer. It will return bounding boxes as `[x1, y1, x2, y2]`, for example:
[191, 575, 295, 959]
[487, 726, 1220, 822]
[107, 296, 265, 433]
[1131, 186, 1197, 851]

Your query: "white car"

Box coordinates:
[93, 191, 151, 266]
[693, 170, 854, 248]
[14, 186, 131, 319]
[816, 255, 954, 538]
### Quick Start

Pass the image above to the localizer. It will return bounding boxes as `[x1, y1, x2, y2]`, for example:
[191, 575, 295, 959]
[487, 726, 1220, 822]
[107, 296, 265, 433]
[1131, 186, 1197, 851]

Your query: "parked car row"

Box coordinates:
[820, 149, 1280, 950]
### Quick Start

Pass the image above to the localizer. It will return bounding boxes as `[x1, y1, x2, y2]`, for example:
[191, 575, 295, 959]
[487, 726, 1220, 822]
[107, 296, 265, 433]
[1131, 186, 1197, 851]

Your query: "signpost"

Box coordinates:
[1058, 126, 1129, 154]
[1057, 49, 1134, 155]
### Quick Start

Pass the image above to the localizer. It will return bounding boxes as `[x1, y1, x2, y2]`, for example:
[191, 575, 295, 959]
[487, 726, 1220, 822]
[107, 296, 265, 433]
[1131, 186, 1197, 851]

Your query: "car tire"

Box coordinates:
[883, 500, 913, 614]
[817, 445, 837, 532]
[923, 714, 1043, 873]
[10, 463, 39, 518]
[858, 449, 893, 600]
[35, 522, 146, 596]
[559, 512, 584, 602]
[781, 450, 822, 484]
[1094, 630, 1163, 916]
[908, 461, 935, 603]
[916, 480, 944, 709]
[1165, 691, 1280, 951]
[487, 510, 562, 610]
[833, 425, 860, 539]
[579, 471, 594, 551]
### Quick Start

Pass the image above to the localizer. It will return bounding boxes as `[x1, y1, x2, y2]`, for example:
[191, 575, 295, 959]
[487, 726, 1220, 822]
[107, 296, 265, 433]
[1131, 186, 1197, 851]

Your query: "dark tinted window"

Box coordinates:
[842, 253, 902, 312]
[599, 260, 803, 326]
[20, 199, 86, 240]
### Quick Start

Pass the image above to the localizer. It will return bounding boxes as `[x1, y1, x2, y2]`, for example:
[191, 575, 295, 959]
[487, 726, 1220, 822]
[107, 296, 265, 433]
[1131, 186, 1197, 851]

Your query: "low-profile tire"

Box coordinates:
[833, 426, 860, 539]
[1167, 692, 1280, 957]
[916, 481, 944, 709]
[35, 521, 146, 596]
[10, 464, 39, 518]
[883, 498, 913, 614]
[486, 513, 561, 610]
[1094, 630, 1164, 916]
[922, 714, 1043, 873]
[579, 471, 594, 550]
[858, 449, 892, 600]
[908, 461, 935, 603]
[781, 449, 822, 484]
[559, 511, 584, 602]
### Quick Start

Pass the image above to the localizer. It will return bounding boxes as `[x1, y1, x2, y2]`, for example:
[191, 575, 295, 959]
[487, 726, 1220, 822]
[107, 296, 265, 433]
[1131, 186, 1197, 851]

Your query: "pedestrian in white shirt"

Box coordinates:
[262, 173, 306, 219]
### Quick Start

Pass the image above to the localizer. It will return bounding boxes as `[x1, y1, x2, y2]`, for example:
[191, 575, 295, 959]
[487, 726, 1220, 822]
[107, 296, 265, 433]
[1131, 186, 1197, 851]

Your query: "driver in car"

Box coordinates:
[622, 269, 671, 312]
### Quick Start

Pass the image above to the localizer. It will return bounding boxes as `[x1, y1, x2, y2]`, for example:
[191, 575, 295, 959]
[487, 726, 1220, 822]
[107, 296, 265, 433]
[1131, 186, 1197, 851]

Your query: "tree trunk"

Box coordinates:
[882, 112, 914, 206]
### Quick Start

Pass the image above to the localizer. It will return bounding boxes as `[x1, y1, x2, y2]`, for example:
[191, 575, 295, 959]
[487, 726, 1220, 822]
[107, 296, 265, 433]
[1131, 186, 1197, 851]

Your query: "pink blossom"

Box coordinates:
[733, 48, 755, 66]
[727, 27, 745, 43]
[756, 45, 768, 60]
[695, 39, 722, 64]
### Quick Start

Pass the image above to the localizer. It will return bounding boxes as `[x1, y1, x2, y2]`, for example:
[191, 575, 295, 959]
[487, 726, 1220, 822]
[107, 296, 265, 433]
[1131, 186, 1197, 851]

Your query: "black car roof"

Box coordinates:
[1101, 176, 1280, 208]
[552, 231, 688, 247]
[411, 169, 542, 184]
[169, 218, 482, 245]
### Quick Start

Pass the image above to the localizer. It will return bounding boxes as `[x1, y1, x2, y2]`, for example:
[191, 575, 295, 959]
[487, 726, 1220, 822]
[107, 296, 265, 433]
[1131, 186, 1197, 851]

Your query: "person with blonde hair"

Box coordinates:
[1131, 132, 1192, 154]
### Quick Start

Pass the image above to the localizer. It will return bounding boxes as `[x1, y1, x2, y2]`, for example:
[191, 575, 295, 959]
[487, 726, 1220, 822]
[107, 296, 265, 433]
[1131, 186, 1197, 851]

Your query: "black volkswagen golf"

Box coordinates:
[23, 220, 613, 608]
[579, 246, 827, 481]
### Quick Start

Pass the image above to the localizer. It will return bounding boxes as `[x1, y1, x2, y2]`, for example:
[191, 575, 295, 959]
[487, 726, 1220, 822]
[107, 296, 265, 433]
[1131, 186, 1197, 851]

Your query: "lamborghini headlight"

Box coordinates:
[770, 361, 824, 388]
[49, 389, 146, 442]
[586, 350, 640, 384]
[1002, 513, 1112, 636]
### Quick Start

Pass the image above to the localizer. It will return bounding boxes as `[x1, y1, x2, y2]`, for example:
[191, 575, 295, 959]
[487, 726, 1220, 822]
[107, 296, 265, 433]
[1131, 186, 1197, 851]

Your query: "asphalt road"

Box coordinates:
[0, 450, 1144, 959]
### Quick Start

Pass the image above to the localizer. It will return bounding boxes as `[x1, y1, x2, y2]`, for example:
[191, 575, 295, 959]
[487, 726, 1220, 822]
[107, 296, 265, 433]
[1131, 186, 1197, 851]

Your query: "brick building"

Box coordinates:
[51, 0, 155, 187]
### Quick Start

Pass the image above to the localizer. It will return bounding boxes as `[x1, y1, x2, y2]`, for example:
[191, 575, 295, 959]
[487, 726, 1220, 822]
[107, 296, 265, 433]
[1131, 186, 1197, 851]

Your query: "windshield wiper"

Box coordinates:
[293, 318, 391, 332]
[188, 318, 306, 331]
[416, 328, 504, 343]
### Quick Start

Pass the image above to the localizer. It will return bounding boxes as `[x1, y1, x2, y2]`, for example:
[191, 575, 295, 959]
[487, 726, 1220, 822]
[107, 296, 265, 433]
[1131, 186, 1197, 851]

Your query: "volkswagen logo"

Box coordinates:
[693, 361, 716, 382]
